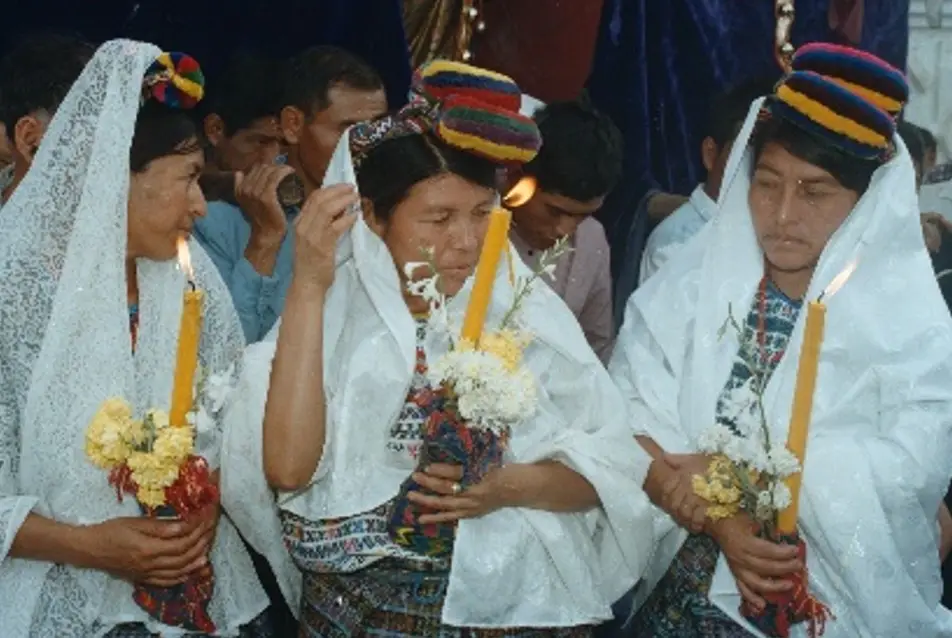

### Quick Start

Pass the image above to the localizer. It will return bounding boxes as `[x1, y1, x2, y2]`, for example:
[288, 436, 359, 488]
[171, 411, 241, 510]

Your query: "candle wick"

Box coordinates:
[187, 280, 196, 292]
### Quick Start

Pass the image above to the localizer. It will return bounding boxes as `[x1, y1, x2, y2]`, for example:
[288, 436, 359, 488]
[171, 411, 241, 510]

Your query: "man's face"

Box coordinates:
[212, 116, 283, 173]
[701, 136, 734, 200]
[284, 83, 387, 190]
[0, 123, 12, 168]
[512, 189, 605, 251]
[3, 111, 50, 201]
[12, 111, 49, 166]
[925, 148, 938, 176]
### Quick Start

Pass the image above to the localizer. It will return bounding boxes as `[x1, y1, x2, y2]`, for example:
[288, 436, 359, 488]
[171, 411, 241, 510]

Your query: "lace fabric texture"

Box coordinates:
[0, 40, 265, 636]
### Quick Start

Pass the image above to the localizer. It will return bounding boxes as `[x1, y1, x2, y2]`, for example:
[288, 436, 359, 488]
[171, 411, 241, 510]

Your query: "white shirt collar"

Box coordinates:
[689, 185, 717, 222]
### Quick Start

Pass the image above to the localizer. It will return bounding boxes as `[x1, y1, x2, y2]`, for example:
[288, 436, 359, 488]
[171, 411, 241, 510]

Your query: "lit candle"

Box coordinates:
[460, 208, 511, 345]
[777, 261, 855, 534]
[169, 239, 204, 427]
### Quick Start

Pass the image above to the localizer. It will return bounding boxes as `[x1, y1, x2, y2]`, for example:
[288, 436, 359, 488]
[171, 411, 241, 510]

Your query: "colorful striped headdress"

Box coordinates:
[764, 44, 908, 161]
[791, 43, 907, 118]
[142, 52, 205, 109]
[350, 60, 541, 167]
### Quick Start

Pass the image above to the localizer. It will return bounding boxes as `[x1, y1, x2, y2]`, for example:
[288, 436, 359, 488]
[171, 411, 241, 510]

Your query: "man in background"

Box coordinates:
[638, 79, 776, 287]
[194, 46, 387, 342]
[0, 123, 11, 170]
[0, 32, 94, 204]
[510, 96, 622, 363]
[200, 52, 285, 175]
[899, 120, 926, 189]
[919, 125, 938, 178]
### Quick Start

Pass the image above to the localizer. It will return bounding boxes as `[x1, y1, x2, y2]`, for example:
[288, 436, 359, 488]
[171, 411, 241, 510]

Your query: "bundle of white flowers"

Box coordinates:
[692, 310, 802, 536]
[402, 238, 568, 435]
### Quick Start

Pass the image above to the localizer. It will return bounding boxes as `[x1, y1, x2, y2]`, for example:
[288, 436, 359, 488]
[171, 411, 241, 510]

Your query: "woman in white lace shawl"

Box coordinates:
[0, 40, 271, 637]
[220, 61, 656, 635]
[611, 44, 952, 636]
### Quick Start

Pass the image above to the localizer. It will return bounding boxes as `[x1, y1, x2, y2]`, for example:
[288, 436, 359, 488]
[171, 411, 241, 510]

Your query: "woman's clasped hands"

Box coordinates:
[408, 463, 510, 524]
[661, 452, 803, 609]
[656, 452, 713, 534]
[82, 501, 220, 588]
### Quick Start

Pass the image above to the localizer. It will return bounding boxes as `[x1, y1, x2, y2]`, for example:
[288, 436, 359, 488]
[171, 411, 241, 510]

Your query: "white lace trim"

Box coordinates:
[0, 40, 265, 636]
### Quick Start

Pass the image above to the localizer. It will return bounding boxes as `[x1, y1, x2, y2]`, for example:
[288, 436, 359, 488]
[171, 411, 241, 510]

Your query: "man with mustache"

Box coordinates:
[194, 46, 386, 342]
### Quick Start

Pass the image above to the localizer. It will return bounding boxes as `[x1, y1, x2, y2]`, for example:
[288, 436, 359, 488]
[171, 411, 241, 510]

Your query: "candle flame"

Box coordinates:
[820, 260, 857, 300]
[503, 177, 537, 208]
[177, 237, 195, 282]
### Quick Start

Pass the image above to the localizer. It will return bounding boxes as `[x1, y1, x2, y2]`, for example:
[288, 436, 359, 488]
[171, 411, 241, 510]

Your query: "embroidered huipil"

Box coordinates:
[281, 319, 445, 574]
[630, 280, 802, 637]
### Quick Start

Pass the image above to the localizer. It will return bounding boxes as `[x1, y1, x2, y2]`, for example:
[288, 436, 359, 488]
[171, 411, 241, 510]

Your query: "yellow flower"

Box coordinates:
[126, 418, 147, 446]
[152, 425, 194, 465]
[85, 398, 136, 469]
[692, 455, 745, 522]
[707, 503, 741, 521]
[477, 330, 527, 372]
[146, 409, 171, 431]
[101, 398, 134, 422]
[127, 451, 180, 493]
[137, 486, 167, 508]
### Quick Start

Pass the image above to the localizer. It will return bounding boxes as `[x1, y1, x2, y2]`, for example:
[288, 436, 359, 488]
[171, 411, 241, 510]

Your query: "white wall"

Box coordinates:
[907, 0, 952, 159]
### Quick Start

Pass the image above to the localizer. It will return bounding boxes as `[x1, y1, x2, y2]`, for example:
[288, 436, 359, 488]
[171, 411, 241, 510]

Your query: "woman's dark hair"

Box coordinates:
[129, 101, 203, 173]
[356, 132, 498, 221]
[524, 96, 623, 201]
[750, 116, 880, 194]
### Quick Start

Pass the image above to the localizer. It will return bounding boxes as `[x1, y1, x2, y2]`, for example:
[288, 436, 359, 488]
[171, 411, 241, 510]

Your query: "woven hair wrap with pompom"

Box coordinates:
[351, 59, 541, 166]
[142, 52, 205, 109]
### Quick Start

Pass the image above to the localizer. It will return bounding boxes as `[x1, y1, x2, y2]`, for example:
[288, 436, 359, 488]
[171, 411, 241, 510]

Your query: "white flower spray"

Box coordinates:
[692, 305, 801, 536]
[403, 238, 571, 434]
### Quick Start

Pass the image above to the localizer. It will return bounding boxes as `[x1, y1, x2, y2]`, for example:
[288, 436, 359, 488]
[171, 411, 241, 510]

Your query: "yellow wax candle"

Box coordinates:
[460, 208, 512, 345]
[777, 301, 826, 534]
[169, 287, 204, 427]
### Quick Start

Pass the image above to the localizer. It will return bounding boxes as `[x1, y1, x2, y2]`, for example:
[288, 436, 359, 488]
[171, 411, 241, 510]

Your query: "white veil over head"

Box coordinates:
[222, 128, 657, 628]
[0, 39, 262, 635]
[612, 99, 952, 635]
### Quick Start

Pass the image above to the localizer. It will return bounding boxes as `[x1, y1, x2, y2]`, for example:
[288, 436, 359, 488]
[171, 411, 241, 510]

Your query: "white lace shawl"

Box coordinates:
[0, 40, 266, 637]
[220, 132, 657, 628]
[611, 100, 952, 636]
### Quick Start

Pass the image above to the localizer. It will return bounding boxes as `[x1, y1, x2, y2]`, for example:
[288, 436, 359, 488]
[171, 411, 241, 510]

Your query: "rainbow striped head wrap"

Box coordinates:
[350, 60, 541, 166]
[142, 52, 205, 109]
[765, 43, 908, 161]
[791, 43, 907, 118]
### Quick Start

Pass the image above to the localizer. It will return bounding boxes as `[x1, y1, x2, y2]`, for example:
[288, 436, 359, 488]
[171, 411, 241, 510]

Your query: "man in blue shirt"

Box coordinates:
[194, 46, 387, 342]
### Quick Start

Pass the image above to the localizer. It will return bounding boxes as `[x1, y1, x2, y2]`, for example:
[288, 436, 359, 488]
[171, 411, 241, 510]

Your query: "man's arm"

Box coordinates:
[646, 192, 690, 222]
[578, 222, 615, 362]
[193, 201, 284, 342]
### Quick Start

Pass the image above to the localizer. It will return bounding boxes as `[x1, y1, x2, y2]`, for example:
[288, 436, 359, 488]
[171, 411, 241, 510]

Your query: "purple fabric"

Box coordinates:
[511, 217, 614, 363]
[587, 0, 909, 284]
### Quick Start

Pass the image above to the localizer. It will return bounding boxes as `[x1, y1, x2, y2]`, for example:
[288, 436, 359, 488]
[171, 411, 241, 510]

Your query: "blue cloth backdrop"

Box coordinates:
[588, 0, 910, 289]
[1, 0, 412, 108]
